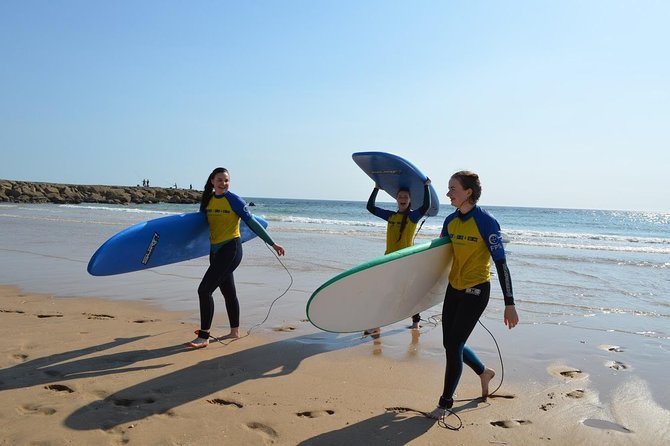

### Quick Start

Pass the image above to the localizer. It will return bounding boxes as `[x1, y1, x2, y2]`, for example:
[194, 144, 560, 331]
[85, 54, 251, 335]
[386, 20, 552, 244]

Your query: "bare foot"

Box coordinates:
[480, 367, 496, 398]
[187, 337, 209, 349]
[428, 406, 447, 420]
[217, 328, 240, 340]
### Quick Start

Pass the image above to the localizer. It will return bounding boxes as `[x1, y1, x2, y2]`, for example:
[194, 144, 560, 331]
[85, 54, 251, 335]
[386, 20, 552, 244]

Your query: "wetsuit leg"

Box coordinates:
[439, 282, 490, 407]
[197, 239, 242, 332]
[218, 240, 243, 328]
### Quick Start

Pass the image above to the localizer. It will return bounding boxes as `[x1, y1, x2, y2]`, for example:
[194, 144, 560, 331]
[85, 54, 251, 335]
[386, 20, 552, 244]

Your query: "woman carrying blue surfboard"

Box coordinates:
[366, 178, 432, 333]
[429, 171, 519, 419]
[188, 167, 285, 349]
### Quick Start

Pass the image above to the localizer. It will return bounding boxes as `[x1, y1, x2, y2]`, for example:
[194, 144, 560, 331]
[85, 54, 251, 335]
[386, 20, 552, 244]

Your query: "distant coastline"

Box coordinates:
[0, 179, 201, 205]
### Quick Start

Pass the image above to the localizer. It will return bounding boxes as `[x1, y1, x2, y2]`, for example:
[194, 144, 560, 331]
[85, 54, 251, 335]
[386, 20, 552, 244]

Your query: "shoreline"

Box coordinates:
[2, 283, 667, 445]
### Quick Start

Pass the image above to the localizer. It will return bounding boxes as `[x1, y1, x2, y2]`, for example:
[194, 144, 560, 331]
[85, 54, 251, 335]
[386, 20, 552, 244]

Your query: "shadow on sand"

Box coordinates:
[60, 332, 365, 430]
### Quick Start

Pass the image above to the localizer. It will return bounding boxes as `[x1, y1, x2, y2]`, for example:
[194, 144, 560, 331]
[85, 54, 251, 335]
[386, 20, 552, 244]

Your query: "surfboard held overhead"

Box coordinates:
[352, 151, 440, 216]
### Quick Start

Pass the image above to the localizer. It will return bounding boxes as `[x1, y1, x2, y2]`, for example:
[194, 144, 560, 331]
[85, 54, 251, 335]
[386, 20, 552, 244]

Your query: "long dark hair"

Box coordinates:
[200, 167, 228, 212]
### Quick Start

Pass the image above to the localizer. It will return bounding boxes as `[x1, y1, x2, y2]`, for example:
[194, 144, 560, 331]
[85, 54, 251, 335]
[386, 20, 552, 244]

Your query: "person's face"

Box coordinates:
[447, 178, 471, 208]
[396, 190, 411, 212]
[211, 171, 230, 194]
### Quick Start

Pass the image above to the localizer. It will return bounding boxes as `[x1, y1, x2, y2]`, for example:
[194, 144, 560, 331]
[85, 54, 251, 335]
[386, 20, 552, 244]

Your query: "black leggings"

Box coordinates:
[439, 282, 490, 407]
[197, 238, 243, 333]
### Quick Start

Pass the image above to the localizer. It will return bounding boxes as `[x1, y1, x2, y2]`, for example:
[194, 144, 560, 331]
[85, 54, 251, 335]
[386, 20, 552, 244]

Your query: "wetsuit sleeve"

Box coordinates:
[494, 260, 515, 306]
[475, 208, 514, 305]
[408, 184, 432, 223]
[367, 188, 394, 221]
[367, 187, 379, 214]
[246, 216, 275, 246]
[226, 192, 275, 246]
[418, 183, 431, 216]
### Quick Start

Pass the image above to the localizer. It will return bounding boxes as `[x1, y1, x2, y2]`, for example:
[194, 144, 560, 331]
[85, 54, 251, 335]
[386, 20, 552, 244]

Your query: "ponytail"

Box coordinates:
[200, 167, 228, 212]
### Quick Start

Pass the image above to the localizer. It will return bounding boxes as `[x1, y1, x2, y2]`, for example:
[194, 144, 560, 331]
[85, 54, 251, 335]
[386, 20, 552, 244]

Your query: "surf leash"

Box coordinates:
[385, 406, 463, 431]
[412, 217, 428, 244]
[210, 241, 294, 346]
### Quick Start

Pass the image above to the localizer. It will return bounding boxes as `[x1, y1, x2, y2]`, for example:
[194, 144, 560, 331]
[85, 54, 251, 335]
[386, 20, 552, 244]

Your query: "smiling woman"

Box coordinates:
[189, 167, 285, 348]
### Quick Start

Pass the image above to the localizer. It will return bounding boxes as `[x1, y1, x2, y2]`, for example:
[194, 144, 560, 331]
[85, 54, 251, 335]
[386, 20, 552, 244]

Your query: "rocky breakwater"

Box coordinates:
[0, 179, 201, 205]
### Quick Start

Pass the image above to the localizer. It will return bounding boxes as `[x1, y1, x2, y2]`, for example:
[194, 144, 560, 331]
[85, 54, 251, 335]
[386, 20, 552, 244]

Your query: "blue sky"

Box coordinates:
[1, 1, 668, 212]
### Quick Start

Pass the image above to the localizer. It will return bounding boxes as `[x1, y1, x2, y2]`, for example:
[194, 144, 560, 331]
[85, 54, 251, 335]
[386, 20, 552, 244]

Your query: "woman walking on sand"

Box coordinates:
[429, 171, 519, 419]
[188, 167, 285, 348]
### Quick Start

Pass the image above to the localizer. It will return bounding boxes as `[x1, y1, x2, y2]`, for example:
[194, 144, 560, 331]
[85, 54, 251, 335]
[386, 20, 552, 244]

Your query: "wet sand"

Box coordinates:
[2, 284, 667, 445]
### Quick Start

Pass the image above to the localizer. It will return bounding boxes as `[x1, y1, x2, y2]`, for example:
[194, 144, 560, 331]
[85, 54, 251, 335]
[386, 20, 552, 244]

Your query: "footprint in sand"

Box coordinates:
[1, 309, 25, 314]
[566, 389, 586, 399]
[296, 410, 335, 418]
[208, 398, 243, 408]
[245, 422, 278, 441]
[83, 313, 115, 320]
[540, 402, 555, 411]
[12, 353, 28, 362]
[491, 419, 532, 428]
[18, 404, 57, 415]
[606, 360, 629, 371]
[273, 325, 296, 332]
[132, 319, 160, 323]
[599, 344, 624, 353]
[548, 365, 588, 380]
[45, 384, 74, 393]
[36, 313, 63, 318]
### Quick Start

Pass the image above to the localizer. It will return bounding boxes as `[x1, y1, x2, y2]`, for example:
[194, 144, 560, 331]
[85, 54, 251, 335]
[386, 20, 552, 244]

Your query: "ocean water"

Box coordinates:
[1, 199, 669, 409]
[1, 199, 668, 330]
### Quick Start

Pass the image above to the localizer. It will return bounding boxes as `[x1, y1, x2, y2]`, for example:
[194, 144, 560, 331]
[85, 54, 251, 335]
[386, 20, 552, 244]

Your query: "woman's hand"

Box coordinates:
[272, 243, 286, 256]
[504, 305, 519, 329]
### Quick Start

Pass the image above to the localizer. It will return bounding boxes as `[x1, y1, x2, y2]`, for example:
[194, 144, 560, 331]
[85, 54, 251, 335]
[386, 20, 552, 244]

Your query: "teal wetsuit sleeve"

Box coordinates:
[246, 216, 275, 246]
[225, 191, 275, 245]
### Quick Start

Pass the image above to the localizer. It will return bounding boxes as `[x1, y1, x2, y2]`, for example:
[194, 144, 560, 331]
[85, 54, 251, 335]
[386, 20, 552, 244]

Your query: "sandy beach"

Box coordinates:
[2, 282, 667, 446]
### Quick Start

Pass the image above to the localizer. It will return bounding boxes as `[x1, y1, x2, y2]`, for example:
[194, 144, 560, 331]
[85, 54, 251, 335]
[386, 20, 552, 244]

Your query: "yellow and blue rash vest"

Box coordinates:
[205, 191, 274, 250]
[367, 186, 431, 254]
[440, 206, 507, 291]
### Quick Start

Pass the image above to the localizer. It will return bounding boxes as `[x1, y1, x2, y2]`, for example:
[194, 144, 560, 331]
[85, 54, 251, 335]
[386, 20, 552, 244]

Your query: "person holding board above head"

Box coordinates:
[365, 178, 432, 335]
[429, 170, 519, 420]
[188, 167, 285, 349]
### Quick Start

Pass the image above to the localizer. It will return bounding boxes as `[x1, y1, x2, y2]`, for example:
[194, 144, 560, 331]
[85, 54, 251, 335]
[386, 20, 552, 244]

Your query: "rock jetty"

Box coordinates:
[0, 179, 202, 205]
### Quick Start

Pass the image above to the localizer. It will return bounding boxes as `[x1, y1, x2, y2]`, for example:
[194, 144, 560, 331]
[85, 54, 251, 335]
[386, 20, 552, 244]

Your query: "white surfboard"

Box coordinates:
[307, 237, 453, 333]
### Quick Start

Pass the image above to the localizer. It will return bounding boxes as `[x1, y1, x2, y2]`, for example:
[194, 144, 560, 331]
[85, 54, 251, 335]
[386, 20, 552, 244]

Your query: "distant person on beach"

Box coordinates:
[188, 167, 285, 348]
[365, 178, 432, 334]
[429, 170, 519, 420]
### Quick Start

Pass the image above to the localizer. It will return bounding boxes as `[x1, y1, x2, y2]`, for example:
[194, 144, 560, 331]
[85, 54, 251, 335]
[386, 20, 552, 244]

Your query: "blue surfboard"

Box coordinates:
[87, 212, 268, 276]
[352, 151, 440, 216]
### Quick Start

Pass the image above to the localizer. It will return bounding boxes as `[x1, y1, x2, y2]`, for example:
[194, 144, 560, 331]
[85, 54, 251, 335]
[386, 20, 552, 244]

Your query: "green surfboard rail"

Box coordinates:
[307, 236, 452, 317]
